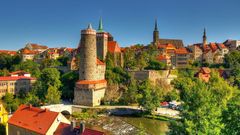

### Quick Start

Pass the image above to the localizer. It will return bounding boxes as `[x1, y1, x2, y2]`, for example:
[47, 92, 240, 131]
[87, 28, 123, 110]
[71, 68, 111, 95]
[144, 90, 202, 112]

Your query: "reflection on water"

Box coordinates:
[118, 116, 169, 135]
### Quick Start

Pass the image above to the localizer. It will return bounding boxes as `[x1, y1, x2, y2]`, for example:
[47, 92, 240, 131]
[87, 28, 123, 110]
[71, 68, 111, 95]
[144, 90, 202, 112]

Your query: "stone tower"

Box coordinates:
[97, 17, 108, 61]
[153, 19, 159, 45]
[74, 24, 107, 106]
[79, 24, 97, 80]
[203, 28, 207, 45]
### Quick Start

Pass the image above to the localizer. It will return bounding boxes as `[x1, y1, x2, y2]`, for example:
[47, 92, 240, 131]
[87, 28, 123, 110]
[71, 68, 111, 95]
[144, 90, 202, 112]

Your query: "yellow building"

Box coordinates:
[0, 101, 8, 135]
[0, 102, 8, 124]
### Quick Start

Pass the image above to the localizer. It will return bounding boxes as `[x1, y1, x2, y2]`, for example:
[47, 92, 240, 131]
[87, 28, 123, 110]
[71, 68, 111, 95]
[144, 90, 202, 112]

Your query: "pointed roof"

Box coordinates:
[98, 17, 104, 32]
[108, 41, 121, 53]
[203, 28, 207, 38]
[87, 23, 92, 29]
[154, 19, 158, 31]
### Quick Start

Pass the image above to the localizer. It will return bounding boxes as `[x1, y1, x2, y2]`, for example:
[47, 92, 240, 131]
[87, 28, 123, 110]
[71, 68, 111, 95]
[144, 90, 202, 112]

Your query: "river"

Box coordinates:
[119, 116, 169, 135]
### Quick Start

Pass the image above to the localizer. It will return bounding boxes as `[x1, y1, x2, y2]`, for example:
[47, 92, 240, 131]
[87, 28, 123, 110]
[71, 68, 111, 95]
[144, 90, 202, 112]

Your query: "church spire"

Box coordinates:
[154, 19, 158, 31]
[203, 28, 207, 45]
[98, 17, 104, 32]
[153, 19, 159, 45]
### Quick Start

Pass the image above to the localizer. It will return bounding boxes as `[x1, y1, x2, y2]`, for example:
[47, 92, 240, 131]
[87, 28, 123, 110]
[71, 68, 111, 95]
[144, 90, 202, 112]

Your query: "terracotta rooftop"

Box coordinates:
[209, 43, 218, 52]
[156, 55, 169, 61]
[8, 105, 59, 135]
[10, 70, 30, 75]
[158, 39, 184, 48]
[108, 41, 121, 53]
[0, 50, 17, 55]
[97, 59, 105, 65]
[175, 48, 188, 54]
[22, 49, 38, 55]
[54, 123, 105, 135]
[76, 79, 107, 85]
[0, 76, 36, 81]
[27, 43, 48, 49]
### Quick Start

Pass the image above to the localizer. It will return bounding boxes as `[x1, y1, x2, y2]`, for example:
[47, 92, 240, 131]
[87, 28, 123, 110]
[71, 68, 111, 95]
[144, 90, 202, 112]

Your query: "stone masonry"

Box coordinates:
[73, 24, 107, 106]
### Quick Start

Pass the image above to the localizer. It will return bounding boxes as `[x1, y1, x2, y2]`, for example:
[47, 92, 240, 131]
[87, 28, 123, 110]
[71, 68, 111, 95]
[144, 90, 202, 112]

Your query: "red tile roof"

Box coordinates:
[156, 55, 169, 61]
[175, 48, 188, 54]
[0, 76, 35, 81]
[28, 43, 48, 49]
[0, 50, 17, 55]
[8, 105, 59, 135]
[10, 70, 29, 75]
[54, 123, 105, 135]
[22, 49, 38, 55]
[108, 41, 121, 53]
[54, 122, 73, 135]
[76, 79, 107, 85]
[96, 59, 105, 65]
[209, 43, 218, 52]
[82, 128, 105, 135]
[217, 43, 227, 49]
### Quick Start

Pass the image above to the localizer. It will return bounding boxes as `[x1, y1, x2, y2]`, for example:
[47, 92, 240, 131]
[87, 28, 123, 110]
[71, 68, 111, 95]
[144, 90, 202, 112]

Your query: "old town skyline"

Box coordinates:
[0, 0, 240, 50]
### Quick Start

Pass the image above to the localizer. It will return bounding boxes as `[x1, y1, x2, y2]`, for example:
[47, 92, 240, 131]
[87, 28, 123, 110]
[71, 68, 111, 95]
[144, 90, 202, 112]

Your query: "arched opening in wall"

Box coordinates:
[61, 110, 71, 119]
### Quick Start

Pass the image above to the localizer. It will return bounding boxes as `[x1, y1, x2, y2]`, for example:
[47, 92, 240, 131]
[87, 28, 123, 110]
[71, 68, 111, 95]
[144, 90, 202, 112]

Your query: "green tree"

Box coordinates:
[60, 71, 78, 100]
[12, 60, 41, 78]
[122, 79, 139, 104]
[57, 56, 69, 66]
[136, 52, 148, 70]
[168, 71, 234, 135]
[145, 60, 166, 70]
[0, 123, 6, 135]
[24, 92, 41, 106]
[0, 53, 13, 70]
[224, 51, 240, 88]
[41, 58, 61, 69]
[0, 69, 9, 76]
[33, 68, 61, 102]
[2, 93, 19, 112]
[45, 86, 61, 104]
[221, 88, 240, 135]
[138, 80, 160, 113]
[123, 48, 137, 69]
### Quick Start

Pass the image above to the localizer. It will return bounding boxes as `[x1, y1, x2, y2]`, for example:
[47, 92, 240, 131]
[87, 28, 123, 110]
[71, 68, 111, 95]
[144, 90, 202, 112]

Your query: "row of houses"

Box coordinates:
[152, 25, 239, 68]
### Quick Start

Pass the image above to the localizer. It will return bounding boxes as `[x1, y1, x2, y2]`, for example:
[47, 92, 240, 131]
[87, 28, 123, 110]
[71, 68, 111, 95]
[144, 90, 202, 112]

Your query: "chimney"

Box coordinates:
[44, 108, 49, 112]
[79, 122, 85, 134]
[29, 104, 32, 109]
[71, 120, 77, 131]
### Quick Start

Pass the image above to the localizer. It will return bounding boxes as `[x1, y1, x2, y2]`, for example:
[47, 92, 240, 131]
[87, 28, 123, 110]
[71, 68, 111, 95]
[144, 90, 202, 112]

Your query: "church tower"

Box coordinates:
[97, 17, 108, 61]
[74, 24, 107, 106]
[203, 28, 207, 45]
[153, 19, 159, 45]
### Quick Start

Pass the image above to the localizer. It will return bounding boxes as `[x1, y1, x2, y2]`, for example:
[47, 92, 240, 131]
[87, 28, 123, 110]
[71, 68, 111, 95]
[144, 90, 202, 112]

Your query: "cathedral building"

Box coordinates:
[152, 20, 184, 48]
[73, 24, 107, 106]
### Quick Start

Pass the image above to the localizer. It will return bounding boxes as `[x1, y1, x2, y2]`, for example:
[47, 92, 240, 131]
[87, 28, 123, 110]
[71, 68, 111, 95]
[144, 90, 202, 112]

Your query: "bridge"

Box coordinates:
[41, 104, 73, 115]
[41, 104, 140, 115]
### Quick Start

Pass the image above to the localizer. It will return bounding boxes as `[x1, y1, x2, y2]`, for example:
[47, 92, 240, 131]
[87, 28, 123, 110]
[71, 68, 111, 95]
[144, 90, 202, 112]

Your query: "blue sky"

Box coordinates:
[0, 0, 239, 50]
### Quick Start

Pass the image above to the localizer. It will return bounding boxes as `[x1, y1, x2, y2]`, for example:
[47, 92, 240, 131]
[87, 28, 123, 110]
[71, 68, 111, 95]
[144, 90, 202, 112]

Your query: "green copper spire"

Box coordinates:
[154, 19, 158, 31]
[98, 17, 104, 32]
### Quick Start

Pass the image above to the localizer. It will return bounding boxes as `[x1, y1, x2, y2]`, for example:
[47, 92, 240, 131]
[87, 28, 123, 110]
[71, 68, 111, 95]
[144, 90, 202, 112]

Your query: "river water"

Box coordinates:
[118, 116, 169, 135]
[65, 114, 169, 135]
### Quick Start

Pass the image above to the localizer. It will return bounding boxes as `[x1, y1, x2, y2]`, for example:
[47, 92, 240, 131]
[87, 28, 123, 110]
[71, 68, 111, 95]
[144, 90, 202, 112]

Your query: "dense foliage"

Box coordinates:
[168, 70, 236, 135]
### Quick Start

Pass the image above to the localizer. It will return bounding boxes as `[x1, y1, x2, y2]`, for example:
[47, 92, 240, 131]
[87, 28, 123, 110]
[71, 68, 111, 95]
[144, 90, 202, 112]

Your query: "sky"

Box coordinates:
[0, 0, 240, 50]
